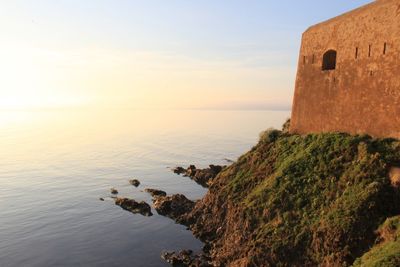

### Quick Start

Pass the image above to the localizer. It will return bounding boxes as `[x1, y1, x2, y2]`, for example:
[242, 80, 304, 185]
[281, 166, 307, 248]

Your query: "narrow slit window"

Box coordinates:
[303, 56, 306, 65]
[383, 43, 387, 55]
[355, 47, 359, 59]
[368, 45, 371, 57]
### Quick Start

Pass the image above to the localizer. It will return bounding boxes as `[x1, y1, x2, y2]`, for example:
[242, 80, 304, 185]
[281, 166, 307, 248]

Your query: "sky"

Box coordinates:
[0, 0, 373, 110]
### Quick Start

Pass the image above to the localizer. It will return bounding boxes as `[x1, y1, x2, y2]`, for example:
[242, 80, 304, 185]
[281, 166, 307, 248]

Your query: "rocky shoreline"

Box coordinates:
[172, 164, 225, 188]
[104, 165, 226, 266]
[115, 197, 153, 217]
[159, 134, 400, 266]
[104, 122, 400, 266]
[149, 164, 227, 266]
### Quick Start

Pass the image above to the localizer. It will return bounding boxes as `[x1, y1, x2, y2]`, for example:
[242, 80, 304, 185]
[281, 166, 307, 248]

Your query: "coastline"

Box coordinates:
[147, 124, 400, 266]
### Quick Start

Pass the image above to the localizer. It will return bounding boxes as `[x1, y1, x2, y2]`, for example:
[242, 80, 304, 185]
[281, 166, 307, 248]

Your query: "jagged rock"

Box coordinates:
[161, 250, 212, 267]
[153, 194, 195, 221]
[172, 165, 225, 188]
[129, 179, 141, 187]
[173, 166, 186, 175]
[145, 188, 167, 198]
[111, 188, 119, 195]
[115, 197, 153, 216]
[185, 165, 197, 177]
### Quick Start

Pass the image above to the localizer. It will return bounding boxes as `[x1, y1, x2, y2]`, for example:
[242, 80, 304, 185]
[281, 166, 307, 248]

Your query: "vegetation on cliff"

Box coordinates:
[184, 128, 400, 266]
[353, 215, 400, 267]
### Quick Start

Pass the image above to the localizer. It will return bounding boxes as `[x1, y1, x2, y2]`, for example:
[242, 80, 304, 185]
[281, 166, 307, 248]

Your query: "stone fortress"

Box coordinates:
[290, 0, 400, 138]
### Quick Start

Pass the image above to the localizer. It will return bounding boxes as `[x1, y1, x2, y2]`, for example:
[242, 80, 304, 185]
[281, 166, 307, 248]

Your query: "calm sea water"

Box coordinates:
[0, 109, 289, 267]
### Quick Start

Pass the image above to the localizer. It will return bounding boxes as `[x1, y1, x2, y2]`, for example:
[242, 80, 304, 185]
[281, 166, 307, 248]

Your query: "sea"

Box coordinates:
[0, 109, 290, 267]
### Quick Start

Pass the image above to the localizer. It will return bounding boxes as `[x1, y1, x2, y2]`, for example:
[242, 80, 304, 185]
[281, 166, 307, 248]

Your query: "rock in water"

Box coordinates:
[161, 250, 212, 267]
[172, 165, 225, 188]
[173, 166, 186, 175]
[129, 179, 141, 187]
[110, 188, 119, 195]
[115, 197, 153, 216]
[153, 194, 195, 221]
[144, 188, 167, 198]
[190, 165, 224, 187]
[186, 165, 197, 177]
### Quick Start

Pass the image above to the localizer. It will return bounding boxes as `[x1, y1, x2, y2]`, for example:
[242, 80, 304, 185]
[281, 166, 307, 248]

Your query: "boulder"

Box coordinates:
[145, 188, 167, 198]
[153, 194, 195, 221]
[111, 188, 119, 195]
[172, 165, 225, 188]
[161, 250, 212, 267]
[173, 166, 186, 175]
[186, 165, 197, 177]
[115, 197, 153, 216]
[129, 179, 141, 187]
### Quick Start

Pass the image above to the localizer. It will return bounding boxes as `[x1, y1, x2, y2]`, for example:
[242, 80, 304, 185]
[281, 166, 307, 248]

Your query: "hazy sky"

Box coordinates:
[0, 0, 373, 110]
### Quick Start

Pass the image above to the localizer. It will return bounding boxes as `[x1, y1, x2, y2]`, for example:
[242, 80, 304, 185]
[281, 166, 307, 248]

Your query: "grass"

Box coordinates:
[216, 130, 400, 265]
[353, 216, 400, 267]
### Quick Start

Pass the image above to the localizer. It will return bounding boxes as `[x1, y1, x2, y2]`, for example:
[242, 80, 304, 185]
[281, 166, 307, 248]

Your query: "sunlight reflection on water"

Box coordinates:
[0, 109, 289, 267]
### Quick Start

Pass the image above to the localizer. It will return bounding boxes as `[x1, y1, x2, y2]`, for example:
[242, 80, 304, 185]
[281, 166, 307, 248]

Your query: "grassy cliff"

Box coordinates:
[353, 215, 400, 266]
[185, 129, 400, 266]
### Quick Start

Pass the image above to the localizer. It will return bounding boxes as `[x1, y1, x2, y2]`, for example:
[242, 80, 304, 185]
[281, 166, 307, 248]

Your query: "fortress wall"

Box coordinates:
[290, 0, 400, 138]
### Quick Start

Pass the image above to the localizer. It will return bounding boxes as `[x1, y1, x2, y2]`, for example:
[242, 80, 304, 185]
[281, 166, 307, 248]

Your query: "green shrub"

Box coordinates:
[259, 128, 282, 144]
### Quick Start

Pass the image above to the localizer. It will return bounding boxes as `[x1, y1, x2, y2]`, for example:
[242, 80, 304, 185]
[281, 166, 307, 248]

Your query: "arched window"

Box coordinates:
[322, 50, 337, 71]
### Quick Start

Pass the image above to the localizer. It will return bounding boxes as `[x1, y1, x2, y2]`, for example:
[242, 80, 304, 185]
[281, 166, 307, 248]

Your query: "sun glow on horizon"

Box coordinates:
[0, 95, 87, 110]
[0, 42, 293, 111]
[0, 43, 100, 110]
[0, 1, 303, 111]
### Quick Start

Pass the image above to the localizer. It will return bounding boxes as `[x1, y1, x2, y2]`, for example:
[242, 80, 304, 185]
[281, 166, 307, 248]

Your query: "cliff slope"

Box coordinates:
[184, 130, 400, 266]
[353, 215, 400, 267]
